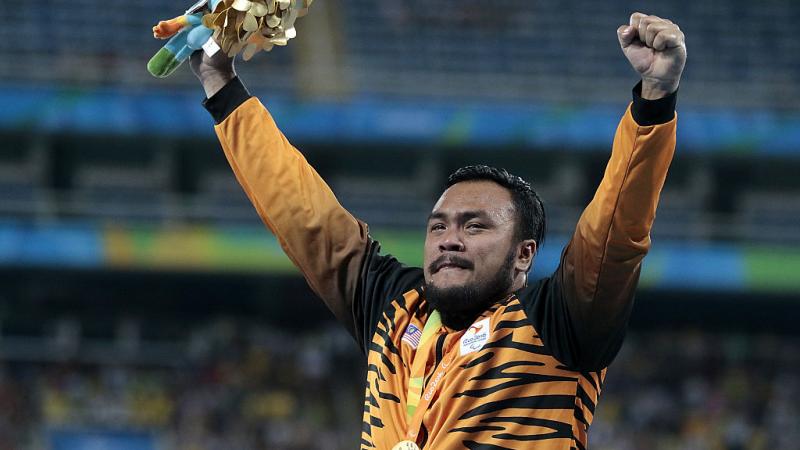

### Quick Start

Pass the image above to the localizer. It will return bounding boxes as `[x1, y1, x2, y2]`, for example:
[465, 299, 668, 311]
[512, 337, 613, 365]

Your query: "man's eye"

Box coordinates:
[466, 223, 485, 230]
[430, 224, 445, 232]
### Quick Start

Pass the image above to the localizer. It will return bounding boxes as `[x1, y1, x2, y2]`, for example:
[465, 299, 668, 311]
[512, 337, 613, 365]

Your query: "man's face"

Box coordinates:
[424, 181, 519, 312]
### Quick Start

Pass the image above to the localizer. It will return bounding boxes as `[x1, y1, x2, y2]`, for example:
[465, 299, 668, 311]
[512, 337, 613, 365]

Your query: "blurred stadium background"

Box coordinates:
[1, 0, 799, 449]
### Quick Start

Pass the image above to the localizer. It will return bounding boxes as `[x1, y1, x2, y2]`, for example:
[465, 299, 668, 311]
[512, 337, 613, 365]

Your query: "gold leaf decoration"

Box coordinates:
[202, 0, 312, 60]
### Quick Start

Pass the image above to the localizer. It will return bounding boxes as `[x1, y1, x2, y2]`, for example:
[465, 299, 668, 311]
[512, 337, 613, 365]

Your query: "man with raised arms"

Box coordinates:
[190, 12, 686, 449]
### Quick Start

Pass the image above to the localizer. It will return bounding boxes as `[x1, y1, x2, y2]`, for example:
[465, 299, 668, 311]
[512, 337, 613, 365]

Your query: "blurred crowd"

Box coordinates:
[594, 331, 800, 450]
[0, 323, 798, 450]
[0, 321, 365, 450]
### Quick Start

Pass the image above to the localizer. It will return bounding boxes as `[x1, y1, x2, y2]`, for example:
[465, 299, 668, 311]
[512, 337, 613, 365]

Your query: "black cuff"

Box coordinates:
[202, 77, 251, 124]
[631, 81, 677, 126]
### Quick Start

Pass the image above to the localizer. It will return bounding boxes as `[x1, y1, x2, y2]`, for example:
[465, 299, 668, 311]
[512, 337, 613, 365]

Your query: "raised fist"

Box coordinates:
[618, 13, 687, 99]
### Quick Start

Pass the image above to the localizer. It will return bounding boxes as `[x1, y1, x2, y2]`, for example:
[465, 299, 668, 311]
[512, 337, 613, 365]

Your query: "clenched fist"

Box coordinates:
[618, 13, 687, 100]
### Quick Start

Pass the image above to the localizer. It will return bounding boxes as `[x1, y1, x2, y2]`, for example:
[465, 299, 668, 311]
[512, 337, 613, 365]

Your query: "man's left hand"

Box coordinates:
[618, 13, 687, 100]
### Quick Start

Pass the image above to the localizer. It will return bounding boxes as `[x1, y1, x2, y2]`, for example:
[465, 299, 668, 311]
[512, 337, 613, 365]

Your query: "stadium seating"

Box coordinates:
[0, 321, 796, 450]
[2, 0, 798, 108]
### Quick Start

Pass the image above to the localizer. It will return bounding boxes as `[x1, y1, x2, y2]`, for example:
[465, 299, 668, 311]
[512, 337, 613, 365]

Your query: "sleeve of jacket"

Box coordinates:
[524, 83, 677, 371]
[205, 78, 420, 351]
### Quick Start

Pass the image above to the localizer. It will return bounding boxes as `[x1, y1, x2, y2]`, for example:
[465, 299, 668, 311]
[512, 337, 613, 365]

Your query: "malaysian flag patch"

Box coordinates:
[401, 324, 422, 349]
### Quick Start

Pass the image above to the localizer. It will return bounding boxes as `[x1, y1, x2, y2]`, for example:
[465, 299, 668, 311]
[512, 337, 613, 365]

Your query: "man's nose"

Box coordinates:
[438, 229, 465, 252]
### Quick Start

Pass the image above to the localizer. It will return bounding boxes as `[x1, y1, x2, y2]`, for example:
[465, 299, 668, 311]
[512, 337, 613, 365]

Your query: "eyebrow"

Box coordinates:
[427, 210, 490, 224]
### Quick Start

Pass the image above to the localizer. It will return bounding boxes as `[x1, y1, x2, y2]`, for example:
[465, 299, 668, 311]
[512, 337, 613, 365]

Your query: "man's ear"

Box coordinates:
[514, 239, 537, 273]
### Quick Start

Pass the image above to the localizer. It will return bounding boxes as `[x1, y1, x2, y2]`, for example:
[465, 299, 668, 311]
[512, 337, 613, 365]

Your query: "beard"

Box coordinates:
[425, 249, 516, 330]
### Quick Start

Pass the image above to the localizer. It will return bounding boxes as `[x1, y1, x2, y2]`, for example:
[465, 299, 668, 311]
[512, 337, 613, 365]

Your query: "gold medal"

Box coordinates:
[392, 441, 420, 450]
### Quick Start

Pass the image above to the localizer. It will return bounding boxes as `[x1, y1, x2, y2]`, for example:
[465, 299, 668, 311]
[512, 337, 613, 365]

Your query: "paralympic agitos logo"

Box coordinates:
[460, 318, 490, 355]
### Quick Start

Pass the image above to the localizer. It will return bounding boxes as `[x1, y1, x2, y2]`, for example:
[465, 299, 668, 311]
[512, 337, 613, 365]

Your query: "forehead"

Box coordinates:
[431, 180, 515, 220]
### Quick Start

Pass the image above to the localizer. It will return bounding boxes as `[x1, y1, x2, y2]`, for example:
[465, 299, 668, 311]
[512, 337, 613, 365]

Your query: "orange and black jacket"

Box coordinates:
[204, 78, 677, 450]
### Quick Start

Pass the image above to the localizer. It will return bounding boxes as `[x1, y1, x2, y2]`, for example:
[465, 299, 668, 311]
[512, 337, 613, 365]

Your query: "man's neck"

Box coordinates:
[439, 309, 483, 331]
[437, 292, 514, 331]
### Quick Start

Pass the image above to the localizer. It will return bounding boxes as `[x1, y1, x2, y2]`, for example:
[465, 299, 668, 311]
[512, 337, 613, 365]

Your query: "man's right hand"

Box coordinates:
[190, 45, 236, 99]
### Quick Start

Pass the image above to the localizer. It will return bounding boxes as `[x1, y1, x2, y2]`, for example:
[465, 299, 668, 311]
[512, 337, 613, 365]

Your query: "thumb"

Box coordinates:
[617, 25, 636, 48]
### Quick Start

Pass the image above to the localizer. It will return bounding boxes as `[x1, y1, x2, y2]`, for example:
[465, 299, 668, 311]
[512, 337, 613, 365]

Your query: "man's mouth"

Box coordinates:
[431, 257, 473, 274]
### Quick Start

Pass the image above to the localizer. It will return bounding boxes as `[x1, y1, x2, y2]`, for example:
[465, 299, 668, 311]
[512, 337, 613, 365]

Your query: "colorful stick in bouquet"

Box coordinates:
[148, 0, 312, 78]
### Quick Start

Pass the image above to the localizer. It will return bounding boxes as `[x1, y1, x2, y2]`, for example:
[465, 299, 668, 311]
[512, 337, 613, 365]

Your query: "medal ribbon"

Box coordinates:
[404, 309, 463, 441]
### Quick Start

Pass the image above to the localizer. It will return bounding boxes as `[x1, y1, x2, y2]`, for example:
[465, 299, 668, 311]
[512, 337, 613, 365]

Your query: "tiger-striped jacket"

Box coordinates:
[205, 78, 677, 449]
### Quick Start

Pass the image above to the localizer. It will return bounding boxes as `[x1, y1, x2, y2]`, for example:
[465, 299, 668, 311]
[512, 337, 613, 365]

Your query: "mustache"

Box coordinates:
[429, 255, 474, 273]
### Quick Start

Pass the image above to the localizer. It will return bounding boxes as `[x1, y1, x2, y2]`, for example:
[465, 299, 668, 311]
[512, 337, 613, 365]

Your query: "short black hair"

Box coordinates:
[446, 165, 546, 248]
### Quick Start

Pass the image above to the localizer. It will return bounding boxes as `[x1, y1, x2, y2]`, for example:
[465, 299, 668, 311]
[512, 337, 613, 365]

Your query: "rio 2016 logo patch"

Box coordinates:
[460, 318, 490, 356]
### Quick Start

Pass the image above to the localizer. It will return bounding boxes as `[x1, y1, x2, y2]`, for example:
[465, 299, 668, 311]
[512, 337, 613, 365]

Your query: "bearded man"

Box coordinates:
[190, 11, 686, 450]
